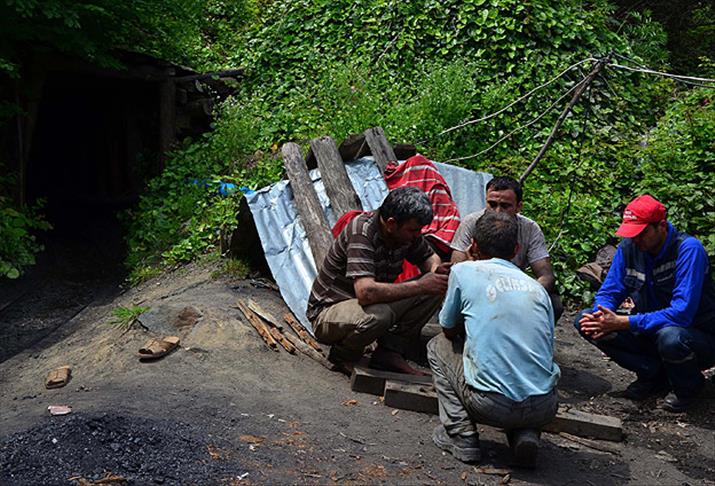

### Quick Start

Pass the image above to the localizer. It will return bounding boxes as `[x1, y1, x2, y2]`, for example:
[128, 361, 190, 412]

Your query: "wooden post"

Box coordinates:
[281, 142, 333, 270]
[519, 57, 609, 184]
[158, 70, 176, 169]
[310, 136, 362, 218]
[364, 127, 396, 173]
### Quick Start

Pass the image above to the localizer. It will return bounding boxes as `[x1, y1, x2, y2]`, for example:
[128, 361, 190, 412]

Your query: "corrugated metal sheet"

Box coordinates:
[245, 156, 492, 332]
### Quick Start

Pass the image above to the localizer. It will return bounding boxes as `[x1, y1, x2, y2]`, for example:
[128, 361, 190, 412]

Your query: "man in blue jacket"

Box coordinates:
[575, 194, 715, 412]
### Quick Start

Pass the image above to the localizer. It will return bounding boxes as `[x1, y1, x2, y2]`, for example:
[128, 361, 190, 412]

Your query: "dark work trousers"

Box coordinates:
[573, 310, 715, 398]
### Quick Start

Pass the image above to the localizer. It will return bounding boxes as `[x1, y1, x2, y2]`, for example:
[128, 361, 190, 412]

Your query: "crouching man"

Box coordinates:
[307, 186, 450, 375]
[427, 211, 560, 467]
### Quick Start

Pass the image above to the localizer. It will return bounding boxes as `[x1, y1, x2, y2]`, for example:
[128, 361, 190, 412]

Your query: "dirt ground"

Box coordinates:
[1, 259, 714, 486]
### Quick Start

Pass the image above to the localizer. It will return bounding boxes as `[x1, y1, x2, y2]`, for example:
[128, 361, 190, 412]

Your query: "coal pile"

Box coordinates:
[0, 412, 248, 485]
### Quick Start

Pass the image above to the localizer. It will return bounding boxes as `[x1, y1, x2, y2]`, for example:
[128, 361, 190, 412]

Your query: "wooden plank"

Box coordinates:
[283, 312, 324, 354]
[350, 365, 432, 396]
[384, 381, 438, 414]
[282, 330, 335, 371]
[235, 300, 278, 351]
[269, 327, 296, 354]
[310, 136, 362, 217]
[281, 142, 333, 270]
[363, 127, 396, 173]
[393, 144, 417, 160]
[542, 406, 623, 442]
[247, 299, 283, 331]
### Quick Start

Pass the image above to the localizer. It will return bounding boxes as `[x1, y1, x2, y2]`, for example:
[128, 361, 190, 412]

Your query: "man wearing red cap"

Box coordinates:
[575, 194, 715, 412]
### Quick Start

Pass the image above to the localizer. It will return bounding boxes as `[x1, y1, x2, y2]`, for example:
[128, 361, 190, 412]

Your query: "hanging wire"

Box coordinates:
[608, 62, 715, 85]
[442, 74, 589, 164]
[424, 57, 598, 143]
[610, 53, 715, 89]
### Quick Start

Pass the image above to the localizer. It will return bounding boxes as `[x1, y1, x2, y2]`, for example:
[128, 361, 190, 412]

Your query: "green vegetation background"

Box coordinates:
[1, 0, 713, 304]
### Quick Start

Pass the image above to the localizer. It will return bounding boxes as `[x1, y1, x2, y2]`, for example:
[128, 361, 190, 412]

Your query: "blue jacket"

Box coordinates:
[594, 223, 715, 333]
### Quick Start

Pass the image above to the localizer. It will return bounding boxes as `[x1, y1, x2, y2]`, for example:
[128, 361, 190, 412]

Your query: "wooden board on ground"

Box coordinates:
[363, 127, 396, 173]
[283, 312, 323, 354]
[384, 381, 438, 415]
[350, 365, 432, 396]
[542, 406, 623, 442]
[281, 331, 335, 371]
[235, 300, 278, 351]
[282, 142, 333, 269]
[310, 136, 362, 217]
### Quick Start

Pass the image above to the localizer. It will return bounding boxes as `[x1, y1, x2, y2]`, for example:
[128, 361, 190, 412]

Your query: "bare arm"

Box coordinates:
[450, 250, 468, 264]
[354, 271, 448, 306]
[530, 257, 556, 293]
[420, 253, 443, 273]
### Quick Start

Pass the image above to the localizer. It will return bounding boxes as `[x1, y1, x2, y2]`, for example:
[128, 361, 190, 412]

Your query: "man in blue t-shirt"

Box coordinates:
[427, 211, 560, 467]
[575, 194, 715, 412]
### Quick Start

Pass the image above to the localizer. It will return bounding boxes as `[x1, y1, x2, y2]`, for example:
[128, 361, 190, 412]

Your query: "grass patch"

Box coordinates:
[211, 257, 250, 280]
[109, 305, 150, 331]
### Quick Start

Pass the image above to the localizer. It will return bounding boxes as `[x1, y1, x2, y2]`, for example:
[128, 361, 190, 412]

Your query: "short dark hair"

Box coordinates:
[486, 176, 523, 203]
[474, 211, 518, 259]
[379, 186, 433, 226]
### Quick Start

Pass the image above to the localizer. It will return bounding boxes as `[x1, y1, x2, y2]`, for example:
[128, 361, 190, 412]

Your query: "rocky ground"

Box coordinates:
[1, 258, 714, 485]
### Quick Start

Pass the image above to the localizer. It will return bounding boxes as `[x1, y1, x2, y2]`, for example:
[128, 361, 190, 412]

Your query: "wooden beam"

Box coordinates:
[384, 381, 438, 414]
[310, 136, 362, 218]
[350, 366, 432, 396]
[542, 406, 623, 442]
[363, 127, 396, 173]
[282, 331, 335, 371]
[338, 133, 371, 162]
[281, 142, 333, 270]
[269, 327, 296, 354]
[393, 144, 417, 161]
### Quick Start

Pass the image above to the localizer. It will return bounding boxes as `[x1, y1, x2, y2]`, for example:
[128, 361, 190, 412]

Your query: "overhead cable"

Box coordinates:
[608, 62, 715, 85]
[442, 76, 588, 164]
[433, 57, 598, 139]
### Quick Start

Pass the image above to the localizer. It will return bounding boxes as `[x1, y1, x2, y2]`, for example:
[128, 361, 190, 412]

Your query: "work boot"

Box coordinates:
[622, 376, 669, 401]
[432, 424, 481, 463]
[509, 428, 540, 468]
[327, 347, 357, 376]
[661, 383, 704, 413]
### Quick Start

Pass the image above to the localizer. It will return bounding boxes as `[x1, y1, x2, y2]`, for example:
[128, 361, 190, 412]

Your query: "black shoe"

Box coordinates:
[432, 425, 481, 463]
[509, 429, 539, 468]
[662, 391, 696, 413]
[623, 377, 669, 401]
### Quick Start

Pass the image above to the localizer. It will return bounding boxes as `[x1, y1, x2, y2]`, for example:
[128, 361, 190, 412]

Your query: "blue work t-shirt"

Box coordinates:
[439, 258, 560, 402]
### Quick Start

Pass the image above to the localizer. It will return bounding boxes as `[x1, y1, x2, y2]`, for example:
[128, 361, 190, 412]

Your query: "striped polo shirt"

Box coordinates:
[306, 211, 434, 322]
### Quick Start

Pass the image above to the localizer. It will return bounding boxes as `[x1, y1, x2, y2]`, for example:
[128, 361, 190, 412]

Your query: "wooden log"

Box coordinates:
[557, 432, 621, 455]
[282, 330, 335, 370]
[393, 144, 417, 160]
[310, 136, 362, 217]
[350, 366, 433, 396]
[542, 406, 623, 442]
[283, 312, 324, 354]
[269, 327, 296, 354]
[364, 127, 396, 173]
[235, 300, 278, 351]
[384, 381, 438, 414]
[281, 142, 333, 270]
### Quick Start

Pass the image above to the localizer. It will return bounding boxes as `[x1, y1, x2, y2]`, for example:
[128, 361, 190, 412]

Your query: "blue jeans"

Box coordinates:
[574, 310, 715, 397]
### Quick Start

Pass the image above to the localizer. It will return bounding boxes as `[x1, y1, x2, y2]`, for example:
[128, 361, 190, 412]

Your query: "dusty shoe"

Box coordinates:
[662, 391, 697, 413]
[432, 424, 480, 463]
[510, 429, 539, 468]
[622, 377, 669, 401]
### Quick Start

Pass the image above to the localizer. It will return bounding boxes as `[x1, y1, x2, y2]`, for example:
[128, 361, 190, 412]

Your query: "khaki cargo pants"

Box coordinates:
[312, 294, 443, 362]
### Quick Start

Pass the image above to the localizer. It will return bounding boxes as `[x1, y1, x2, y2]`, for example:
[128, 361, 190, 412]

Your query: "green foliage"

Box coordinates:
[0, 170, 51, 279]
[109, 305, 150, 331]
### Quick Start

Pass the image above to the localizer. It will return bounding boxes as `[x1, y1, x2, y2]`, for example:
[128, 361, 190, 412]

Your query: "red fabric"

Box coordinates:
[329, 155, 460, 282]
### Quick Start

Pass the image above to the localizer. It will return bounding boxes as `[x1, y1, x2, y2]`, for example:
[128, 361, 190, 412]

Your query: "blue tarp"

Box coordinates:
[245, 156, 492, 332]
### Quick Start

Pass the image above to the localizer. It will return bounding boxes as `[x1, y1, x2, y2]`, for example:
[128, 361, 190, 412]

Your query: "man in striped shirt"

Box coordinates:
[307, 186, 450, 375]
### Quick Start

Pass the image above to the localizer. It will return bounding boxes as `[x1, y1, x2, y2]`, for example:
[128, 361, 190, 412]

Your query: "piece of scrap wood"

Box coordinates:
[474, 466, 511, 476]
[557, 432, 621, 455]
[269, 326, 296, 354]
[350, 366, 432, 396]
[310, 135, 362, 217]
[282, 142, 333, 269]
[283, 312, 323, 353]
[384, 381, 438, 414]
[281, 329, 335, 370]
[542, 406, 623, 442]
[236, 300, 278, 351]
[246, 299, 283, 330]
[364, 127, 396, 173]
[338, 133, 371, 162]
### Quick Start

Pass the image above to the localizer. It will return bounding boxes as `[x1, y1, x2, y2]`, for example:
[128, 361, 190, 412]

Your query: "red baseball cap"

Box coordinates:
[616, 195, 666, 238]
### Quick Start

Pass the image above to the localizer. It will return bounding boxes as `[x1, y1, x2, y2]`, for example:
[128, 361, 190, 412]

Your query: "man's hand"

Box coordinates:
[418, 272, 449, 295]
[579, 305, 630, 340]
[434, 262, 453, 275]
